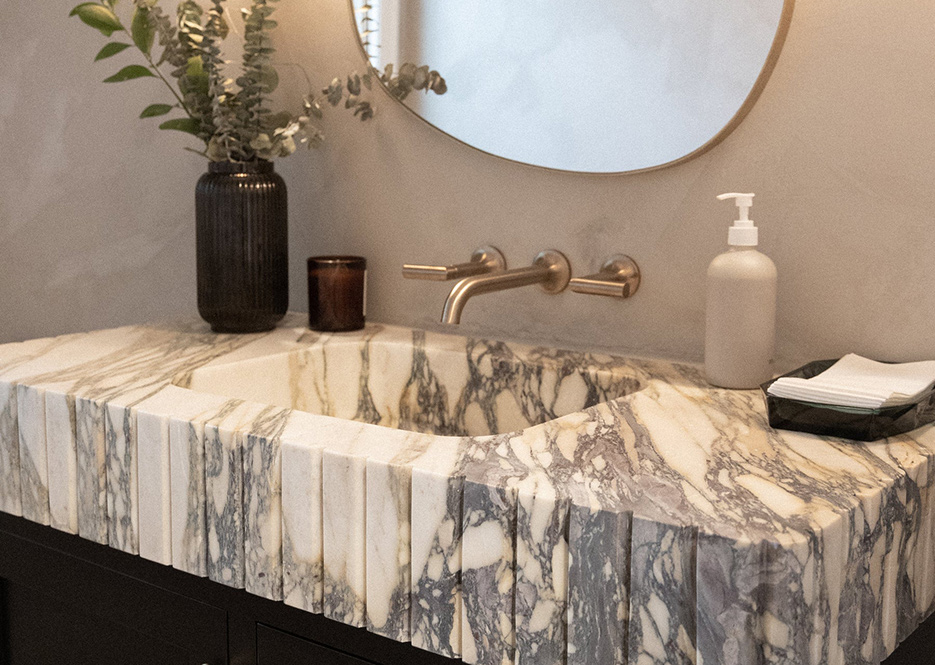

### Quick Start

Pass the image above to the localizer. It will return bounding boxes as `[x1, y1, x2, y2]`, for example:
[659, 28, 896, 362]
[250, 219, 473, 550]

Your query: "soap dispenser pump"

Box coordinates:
[705, 192, 777, 389]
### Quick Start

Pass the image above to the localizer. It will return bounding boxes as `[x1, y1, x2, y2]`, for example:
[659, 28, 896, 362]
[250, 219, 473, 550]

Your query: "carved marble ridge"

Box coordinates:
[0, 315, 934, 665]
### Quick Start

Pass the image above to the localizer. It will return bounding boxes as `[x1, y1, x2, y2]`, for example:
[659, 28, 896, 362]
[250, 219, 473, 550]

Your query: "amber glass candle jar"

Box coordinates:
[307, 256, 366, 332]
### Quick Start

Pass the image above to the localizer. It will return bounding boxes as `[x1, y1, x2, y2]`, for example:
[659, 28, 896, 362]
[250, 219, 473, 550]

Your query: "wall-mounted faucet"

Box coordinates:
[404, 248, 638, 325]
[441, 250, 571, 324]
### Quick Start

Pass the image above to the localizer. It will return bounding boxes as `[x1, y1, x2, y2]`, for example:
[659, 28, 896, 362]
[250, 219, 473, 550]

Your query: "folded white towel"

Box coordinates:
[767, 354, 935, 409]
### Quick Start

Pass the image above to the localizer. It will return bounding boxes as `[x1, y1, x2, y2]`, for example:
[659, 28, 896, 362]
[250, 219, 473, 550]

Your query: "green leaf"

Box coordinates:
[69, 3, 122, 36]
[186, 56, 205, 78]
[94, 42, 132, 61]
[180, 56, 210, 96]
[103, 65, 155, 82]
[413, 65, 429, 90]
[354, 101, 373, 121]
[256, 65, 279, 94]
[430, 71, 447, 95]
[265, 111, 292, 131]
[305, 97, 323, 119]
[140, 103, 173, 118]
[131, 7, 155, 56]
[159, 117, 201, 135]
[325, 78, 343, 105]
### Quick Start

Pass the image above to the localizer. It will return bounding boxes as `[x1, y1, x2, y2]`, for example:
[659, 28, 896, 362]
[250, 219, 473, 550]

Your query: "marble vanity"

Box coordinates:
[0, 314, 933, 665]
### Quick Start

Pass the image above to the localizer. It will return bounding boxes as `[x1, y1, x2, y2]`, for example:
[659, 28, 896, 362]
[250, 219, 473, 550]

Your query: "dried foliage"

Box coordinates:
[70, 0, 447, 162]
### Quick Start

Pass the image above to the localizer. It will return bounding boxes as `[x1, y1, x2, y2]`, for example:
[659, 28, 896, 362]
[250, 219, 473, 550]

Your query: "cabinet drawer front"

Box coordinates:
[258, 624, 376, 665]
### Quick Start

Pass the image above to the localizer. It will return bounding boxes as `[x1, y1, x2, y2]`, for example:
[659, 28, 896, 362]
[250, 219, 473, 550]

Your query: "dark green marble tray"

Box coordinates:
[761, 359, 935, 442]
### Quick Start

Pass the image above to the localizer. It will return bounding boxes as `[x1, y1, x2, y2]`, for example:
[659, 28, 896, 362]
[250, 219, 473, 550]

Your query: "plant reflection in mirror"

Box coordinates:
[69, 0, 446, 162]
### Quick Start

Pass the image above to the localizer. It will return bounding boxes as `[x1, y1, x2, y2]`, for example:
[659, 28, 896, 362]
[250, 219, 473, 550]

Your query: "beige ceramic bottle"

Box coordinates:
[705, 193, 777, 389]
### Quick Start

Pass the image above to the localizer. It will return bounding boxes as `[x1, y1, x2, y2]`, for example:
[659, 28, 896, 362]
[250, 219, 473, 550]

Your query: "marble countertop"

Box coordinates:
[1, 315, 933, 665]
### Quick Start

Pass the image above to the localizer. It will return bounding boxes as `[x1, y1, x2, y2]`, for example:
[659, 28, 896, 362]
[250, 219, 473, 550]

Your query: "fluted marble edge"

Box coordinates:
[0, 315, 933, 665]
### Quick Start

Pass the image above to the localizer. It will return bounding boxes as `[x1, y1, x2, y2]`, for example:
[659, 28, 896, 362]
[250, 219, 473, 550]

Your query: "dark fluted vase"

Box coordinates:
[195, 160, 288, 333]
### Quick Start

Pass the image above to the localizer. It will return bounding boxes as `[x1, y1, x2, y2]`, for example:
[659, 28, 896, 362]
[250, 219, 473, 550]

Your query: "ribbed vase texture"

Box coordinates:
[195, 160, 288, 333]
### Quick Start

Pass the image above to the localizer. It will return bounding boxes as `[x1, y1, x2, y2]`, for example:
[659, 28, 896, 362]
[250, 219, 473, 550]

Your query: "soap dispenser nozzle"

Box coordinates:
[716, 192, 758, 246]
[716, 192, 755, 219]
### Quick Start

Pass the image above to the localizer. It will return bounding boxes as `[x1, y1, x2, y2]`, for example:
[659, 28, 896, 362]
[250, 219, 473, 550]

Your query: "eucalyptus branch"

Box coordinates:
[128, 1, 192, 116]
[237, 0, 276, 138]
[355, 2, 378, 63]
[175, 0, 217, 142]
[69, 0, 447, 163]
[314, 64, 447, 123]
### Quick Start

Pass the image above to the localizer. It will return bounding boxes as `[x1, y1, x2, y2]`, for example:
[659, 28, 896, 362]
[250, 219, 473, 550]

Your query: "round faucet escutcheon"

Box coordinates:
[534, 249, 571, 293]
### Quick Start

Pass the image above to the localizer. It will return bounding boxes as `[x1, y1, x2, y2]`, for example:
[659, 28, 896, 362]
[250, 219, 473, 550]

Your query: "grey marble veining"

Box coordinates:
[1, 317, 935, 665]
[697, 531, 812, 665]
[0, 383, 22, 516]
[105, 402, 138, 554]
[205, 401, 284, 589]
[170, 416, 209, 576]
[16, 384, 49, 525]
[188, 326, 644, 438]
[204, 416, 240, 586]
[410, 470, 464, 658]
[167, 394, 245, 575]
[46, 389, 78, 533]
[629, 518, 696, 665]
[0, 339, 54, 520]
[75, 396, 108, 544]
[282, 526, 321, 610]
[366, 458, 412, 642]
[281, 438, 323, 613]
[514, 482, 568, 665]
[243, 408, 291, 600]
[461, 477, 517, 665]
[567, 505, 629, 665]
[322, 449, 367, 626]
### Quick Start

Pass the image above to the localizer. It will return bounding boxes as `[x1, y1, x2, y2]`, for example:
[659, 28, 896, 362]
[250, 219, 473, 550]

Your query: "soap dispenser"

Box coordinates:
[705, 193, 777, 389]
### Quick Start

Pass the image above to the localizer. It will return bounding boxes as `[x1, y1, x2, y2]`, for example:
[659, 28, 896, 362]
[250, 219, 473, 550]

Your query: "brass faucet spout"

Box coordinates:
[441, 266, 547, 324]
[440, 250, 570, 324]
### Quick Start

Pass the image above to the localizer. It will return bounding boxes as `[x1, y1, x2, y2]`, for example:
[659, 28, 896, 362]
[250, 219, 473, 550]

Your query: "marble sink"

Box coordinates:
[183, 329, 646, 436]
[2, 314, 935, 665]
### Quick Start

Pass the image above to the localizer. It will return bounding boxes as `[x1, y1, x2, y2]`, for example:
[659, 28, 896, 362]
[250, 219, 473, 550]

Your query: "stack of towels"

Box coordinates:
[767, 354, 935, 409]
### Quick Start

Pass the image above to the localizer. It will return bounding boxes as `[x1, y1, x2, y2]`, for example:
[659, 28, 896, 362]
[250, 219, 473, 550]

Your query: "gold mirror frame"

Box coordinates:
[347, 1, 795, 175]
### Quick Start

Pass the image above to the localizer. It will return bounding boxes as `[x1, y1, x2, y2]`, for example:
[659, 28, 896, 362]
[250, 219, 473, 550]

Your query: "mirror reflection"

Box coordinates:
[351, 0, 791, 173]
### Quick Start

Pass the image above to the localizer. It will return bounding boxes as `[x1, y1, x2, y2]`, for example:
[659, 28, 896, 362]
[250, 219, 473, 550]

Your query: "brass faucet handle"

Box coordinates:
[569, 255, 641, 298]
[402, 246, 506, 281]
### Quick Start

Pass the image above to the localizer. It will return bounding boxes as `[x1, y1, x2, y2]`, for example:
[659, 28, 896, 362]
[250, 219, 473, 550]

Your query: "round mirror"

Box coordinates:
[350, 0, 793, 174]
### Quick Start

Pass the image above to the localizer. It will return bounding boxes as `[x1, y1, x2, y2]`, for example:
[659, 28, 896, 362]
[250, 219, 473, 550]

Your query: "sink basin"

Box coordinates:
[185, 326, 645, 436]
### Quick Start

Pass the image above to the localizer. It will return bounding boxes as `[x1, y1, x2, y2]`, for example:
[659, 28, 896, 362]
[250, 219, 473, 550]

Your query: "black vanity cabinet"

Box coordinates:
[0, 513, 448, 665]
[1, 511, 933, 665]
[0, 520, 226, 664]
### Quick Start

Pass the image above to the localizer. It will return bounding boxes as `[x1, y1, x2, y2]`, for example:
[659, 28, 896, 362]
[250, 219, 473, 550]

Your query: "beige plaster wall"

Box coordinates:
[1, 0, 933, 368]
